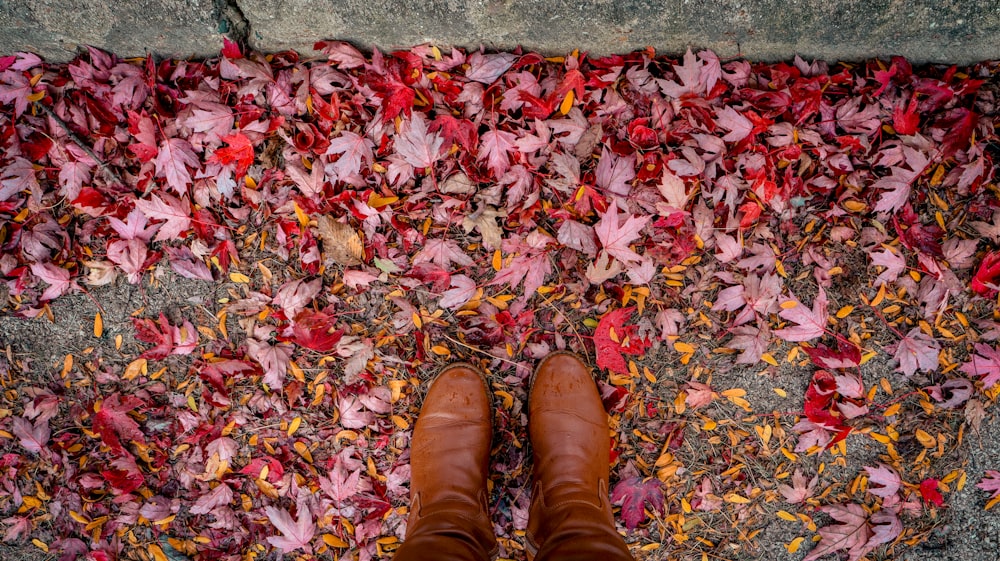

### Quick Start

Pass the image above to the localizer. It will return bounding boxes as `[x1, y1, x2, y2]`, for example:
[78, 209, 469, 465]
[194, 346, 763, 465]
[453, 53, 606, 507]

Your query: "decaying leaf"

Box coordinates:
[315, 215, 363, 266]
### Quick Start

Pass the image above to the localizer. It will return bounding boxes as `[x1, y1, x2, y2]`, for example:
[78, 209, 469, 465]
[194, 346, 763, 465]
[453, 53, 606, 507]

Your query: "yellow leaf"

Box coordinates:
[836, 305, 854, 319]
[69, 511, 90, 524]
[229, 272, 251, 283]
[780, 300, 799, 309]
[673, 341, 695, 354]
[871, 284, 886, 307]
[492, 250, 502, 271]
[293, 201, 310, 228]
[32, 539, 48, 552]
[884, 403, 901, 417]
[761, 353, 778, 366]
[293, 441, 313, 463]
[842, 199, 867, 213]
[149, 544, 168, 561]
[287, 417, 302, 437]
[368, 194, 399, 208]
[773, 388, 787, 398]
[986, 496, 1000, 511]
[559, 90, 574, 115]
[323, 534, 350, 548]
[785, 537, 804, 553]
[721, 388, 746, 398]
[430, 345, 451, 356]
[123, 358, 147, 381]
[777, 510, 797, 521]
[915, 429, 936, 448]
[724, 493, 751, 504]
[93, 313, 103, 337]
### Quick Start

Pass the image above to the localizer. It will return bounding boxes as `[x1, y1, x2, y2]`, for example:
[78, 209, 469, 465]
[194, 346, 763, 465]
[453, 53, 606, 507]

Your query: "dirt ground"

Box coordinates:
[2, 274, 998, 561]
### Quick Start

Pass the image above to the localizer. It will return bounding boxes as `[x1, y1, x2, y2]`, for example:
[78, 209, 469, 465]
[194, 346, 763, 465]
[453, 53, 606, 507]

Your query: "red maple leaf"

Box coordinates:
[210, 132, 255, 177]
[971, 251, 1000, 296]
[593, 307, 651, 375]
[132, 313, 198, 359]
[93, 393, 146, 455]
[892, 95, 920, 135]
[279, 309, 343, 352]
[610, 476, 665, 530]
[919, 478, 944, 507]
[102, 456, 145, 494]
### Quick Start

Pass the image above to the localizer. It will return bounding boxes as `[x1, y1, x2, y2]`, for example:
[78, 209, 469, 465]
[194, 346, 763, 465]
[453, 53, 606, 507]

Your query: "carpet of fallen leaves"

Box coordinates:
[1, 40, 1000, 561]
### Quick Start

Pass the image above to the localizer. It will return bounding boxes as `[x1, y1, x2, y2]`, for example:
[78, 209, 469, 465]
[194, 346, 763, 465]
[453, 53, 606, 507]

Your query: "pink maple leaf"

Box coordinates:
[803, 504, 873, 561]
[774, 288, 828, 342]
[325, 130, 374, 181]
[490, 252, 552, 297]
[190, 484, 234, 515]
[610, 476, 665, 530]
[265, 506, 315, 553]
[976, 470, 1000, 500]
[870, 248, 906, 287]
[684, 380, 715, 409]
[394, 113, 444, 169]
[12, 417, 49, 454]
[478, 129, 517, 179]
[439, 274, 478, 309]
[595, 148, 636, 196]
[0, 157, 40, 202]
[0, 70, 33, 117]
[272, 278, 323, 319]
[872, 144, 929, 213]
[594, 199, 650, 266]
[321, 462, 363, 503]
[892, 327, 940, 376]
[778, 469, 818, 504]
[155, 138, 200, 195]
[716, 106, 753, 142]
[134, 193, 192, 242]
[960, 343, 1000, 389]
[165, 246, 213, 281]
[659, 48, 705, 98]
[865, 464, 901, 498]
[247, 329, 293, 390]
[338, 395, 375, 429]
[107, 239, 148, 283]
[29, 262, 78, 301]
[108, 208, 158, 242]
[413, 238, 474, 270]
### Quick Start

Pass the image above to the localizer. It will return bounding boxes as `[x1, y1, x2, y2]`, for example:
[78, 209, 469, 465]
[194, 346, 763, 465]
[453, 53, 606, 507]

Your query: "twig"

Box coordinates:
[35, 101, 125, 186]
[439, 332, 523, 369]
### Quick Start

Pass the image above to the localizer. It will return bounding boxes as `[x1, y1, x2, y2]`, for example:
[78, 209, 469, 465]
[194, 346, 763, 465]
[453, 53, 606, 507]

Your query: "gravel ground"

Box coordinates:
[1, 278, 998, 561]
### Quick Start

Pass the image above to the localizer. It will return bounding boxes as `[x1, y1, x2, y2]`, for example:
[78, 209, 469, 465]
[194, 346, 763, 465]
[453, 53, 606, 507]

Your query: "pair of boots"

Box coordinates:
[394, 351, 634, 561]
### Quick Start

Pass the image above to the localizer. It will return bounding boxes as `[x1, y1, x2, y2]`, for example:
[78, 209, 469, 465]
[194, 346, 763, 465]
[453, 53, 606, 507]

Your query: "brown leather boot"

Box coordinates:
[394, 363, 498, 561]
[526, 351, 634, 561]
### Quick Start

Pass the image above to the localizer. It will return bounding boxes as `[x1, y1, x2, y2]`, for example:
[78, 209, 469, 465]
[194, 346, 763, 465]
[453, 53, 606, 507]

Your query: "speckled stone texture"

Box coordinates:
[0, 0, 998, 63]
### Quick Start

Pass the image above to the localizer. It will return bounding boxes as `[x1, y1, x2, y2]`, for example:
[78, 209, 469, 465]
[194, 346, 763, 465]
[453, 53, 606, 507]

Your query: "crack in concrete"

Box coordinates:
[213, 0, 251, 46]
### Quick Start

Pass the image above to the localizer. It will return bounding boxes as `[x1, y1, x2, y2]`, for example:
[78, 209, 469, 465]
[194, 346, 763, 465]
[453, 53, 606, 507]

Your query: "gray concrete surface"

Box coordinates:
[0, 0, 997, 63]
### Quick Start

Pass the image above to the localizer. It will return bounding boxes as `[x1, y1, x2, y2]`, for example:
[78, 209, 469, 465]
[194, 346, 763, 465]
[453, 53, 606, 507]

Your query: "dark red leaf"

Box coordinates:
[610, 476, 665, 530]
